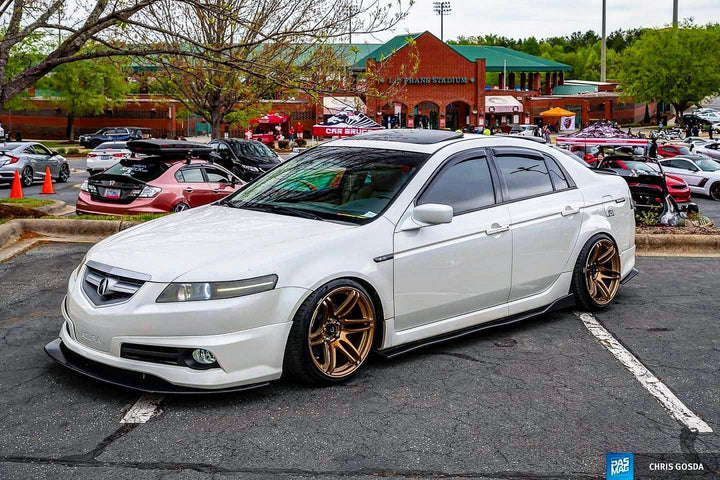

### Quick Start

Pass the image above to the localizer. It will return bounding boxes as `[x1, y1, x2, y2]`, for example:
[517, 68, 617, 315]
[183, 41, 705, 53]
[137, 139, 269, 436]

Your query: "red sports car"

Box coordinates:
[658, 144, 693, 158]
[598, 156, 691, 203]
[77, 141, 243, 215]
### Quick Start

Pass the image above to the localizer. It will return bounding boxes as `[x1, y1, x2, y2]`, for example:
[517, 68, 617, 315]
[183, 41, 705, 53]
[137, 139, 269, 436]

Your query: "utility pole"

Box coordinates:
[673, 0, 679, 27]
[433, 2, 452, 42]
[600, 0, 607, 82]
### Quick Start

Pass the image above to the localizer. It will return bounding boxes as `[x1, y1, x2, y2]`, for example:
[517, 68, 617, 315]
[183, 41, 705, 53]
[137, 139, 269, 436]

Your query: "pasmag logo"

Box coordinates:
[606, 453, 634, 480]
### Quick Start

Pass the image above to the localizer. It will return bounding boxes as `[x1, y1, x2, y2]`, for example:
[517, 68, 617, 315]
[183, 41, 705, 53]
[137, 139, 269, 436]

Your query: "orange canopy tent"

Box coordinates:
[539, 107, 575, 117]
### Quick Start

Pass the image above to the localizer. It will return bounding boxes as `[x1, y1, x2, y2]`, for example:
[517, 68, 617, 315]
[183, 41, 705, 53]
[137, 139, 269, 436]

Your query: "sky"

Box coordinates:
[356, 0, 720, 43]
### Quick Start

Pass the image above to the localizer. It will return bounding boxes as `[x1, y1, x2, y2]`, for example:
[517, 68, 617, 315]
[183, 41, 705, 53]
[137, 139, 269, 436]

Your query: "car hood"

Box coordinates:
[88, 206, 354, 282]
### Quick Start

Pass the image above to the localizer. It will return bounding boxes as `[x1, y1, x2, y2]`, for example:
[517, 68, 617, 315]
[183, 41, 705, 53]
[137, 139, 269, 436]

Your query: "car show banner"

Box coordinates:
[312, 108, 384, 137]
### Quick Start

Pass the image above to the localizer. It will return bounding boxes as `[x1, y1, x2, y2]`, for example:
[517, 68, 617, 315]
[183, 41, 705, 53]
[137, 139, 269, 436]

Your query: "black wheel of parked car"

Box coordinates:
[284, 279, 377, 386]
[56, 164, 70, 183]
[710, 182, 720, 201]
[21, 166, 33, 187]
[572, 234, 622, 311]
[89, 139, 102, 149]
[172, 202, 190, 212]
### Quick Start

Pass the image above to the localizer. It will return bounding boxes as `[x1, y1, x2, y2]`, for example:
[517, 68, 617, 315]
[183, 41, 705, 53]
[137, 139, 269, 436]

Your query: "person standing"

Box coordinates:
[288, 126, 295, 141]
[692, 124, 700, 137]
[649, 137, 658, 158]
[296, 122, 304, 139]
[709, 124, 714, 140]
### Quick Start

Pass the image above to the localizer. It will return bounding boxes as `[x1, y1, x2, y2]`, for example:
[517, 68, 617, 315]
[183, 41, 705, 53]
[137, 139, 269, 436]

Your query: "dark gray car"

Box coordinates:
[0, 142, 70, 187]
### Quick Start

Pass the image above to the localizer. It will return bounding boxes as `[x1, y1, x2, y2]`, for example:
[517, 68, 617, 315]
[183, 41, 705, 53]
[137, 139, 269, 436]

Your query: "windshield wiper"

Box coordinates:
[236, 202, 326, 221]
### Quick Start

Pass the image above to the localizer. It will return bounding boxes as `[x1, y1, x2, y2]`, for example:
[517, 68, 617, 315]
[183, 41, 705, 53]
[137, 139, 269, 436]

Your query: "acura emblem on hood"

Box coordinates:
[97, 277, 117, 296]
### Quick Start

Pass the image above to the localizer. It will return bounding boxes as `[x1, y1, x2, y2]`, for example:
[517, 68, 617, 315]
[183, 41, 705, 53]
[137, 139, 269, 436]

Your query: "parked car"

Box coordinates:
[682, 137, 712, 147]
[510, 124, 537, 136]
[0, 142, 70, 186]
[86, 142, 133, 174]
[657, 144, 693, 158]
[683, 113, 720, 128]
[597, 156, 691, 204]
[47, 129, 637, 392]
[78, 127, 150, 148]
[76, 140, 243, 215]
[207, 138, 281, 181]
[694, 142, 720, 161]
[659, 155, 720, 200]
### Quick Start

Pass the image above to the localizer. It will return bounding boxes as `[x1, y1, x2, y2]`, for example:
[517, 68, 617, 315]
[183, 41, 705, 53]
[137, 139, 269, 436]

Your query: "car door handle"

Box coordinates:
[561, 206, 581, 216]
[212, 189, 220, 193]
[486, 223, 509, 235]
[184, 187, 194, 192]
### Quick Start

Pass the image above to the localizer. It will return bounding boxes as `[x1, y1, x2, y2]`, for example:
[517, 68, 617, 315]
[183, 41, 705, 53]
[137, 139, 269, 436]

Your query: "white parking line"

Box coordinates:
[576, 311, 713, 434]
[120, 394, 164, 424]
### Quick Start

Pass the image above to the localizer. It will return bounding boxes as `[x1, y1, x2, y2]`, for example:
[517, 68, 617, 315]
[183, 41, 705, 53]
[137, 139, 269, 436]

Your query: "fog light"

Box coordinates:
[192, 348, 216, 365]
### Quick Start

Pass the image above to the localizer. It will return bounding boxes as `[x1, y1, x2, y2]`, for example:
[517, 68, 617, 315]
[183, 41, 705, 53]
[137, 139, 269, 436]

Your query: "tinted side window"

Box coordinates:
[205, 166, 231, 183]
[178, 167, 205, 183]
[418, 156, 495, 214]
[544, 155, 570, 190]
[495, 154, 554, 200]
[33, 144, 51, 155]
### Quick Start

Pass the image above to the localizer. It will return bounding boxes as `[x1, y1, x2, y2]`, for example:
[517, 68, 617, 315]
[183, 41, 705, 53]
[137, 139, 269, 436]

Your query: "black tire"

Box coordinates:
[710, 182, 720, 201]
[172, 202, 190, 212]
[571, 233, 622, 311]
[56, 164, 70, 183]
[21, 166, 33, 187]
[283, 278, 377, 386]
[89, 140, 101, 149]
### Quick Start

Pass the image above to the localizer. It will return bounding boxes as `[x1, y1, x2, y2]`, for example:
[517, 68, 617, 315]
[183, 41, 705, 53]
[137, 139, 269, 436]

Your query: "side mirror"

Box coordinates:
[231, 176, 237, 187]
[412, 203, 454, 226]
[689, 166, 699, 172]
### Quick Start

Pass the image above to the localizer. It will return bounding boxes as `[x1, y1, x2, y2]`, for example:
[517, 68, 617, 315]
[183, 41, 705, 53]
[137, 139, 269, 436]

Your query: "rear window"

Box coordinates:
[103, 160, 170, 182]
[96, 143, 126, 150]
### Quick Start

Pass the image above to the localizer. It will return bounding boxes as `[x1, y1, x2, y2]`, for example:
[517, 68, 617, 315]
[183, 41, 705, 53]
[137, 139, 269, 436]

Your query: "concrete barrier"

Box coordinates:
[0, 218, 139, 251]
[635, 234, 720, 256]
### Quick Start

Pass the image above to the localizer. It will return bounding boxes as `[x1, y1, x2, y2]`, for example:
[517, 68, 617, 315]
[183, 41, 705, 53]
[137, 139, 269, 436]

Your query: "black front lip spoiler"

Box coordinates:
[621, 268, 639, 285]
[44, 338, 269, 395]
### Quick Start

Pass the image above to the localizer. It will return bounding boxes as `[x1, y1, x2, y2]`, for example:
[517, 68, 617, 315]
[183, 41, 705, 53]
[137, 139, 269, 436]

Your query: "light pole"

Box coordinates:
[673, 0, 679, 27]
[600, 0, 607, 82]
[433, 2, 451, 42]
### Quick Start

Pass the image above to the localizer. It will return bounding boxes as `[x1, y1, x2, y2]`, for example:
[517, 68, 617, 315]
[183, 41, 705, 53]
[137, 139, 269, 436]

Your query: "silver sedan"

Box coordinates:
[695, 142, 720, 161]
[0, 142, 70, 187]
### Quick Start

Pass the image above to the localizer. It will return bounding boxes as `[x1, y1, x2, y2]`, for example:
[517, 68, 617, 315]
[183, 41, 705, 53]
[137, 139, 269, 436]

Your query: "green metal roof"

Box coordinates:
[450, 45, 570, 72]
[353, 32, 570, 72]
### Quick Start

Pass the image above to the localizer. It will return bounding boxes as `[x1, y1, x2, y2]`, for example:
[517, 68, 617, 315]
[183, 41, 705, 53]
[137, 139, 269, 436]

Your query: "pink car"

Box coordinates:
[77, 141, 243, 215]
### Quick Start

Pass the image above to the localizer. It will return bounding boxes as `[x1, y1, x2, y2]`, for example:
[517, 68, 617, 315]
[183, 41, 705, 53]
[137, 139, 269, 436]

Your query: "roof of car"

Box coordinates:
[343, 129, 464, 145]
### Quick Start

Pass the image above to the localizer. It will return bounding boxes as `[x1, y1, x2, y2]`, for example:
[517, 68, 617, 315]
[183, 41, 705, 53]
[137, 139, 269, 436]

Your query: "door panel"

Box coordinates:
[393, 205, 513, 331]
[506, 189, 584, 300]
[176, 167, 213, 207]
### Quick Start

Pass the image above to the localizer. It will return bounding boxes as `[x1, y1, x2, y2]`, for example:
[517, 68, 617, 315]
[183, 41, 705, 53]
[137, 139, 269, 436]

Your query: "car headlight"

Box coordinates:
[243, 165, 261, 173]
[80, 180, 98, 193]
[156, 274, 278, 303]
[138, 186, 162, 198]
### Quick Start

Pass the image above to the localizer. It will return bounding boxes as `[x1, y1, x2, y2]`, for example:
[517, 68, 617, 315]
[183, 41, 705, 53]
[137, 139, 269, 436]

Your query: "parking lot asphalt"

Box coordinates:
[0, 158, 88, 207]
[1, 243, 719, 479]
[694, 196, 720, 226]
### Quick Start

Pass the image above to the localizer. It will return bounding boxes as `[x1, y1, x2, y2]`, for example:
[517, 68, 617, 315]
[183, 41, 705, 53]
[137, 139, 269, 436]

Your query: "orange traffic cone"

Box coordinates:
[9, 170, 23, 199]
[41, 166, 55, 194]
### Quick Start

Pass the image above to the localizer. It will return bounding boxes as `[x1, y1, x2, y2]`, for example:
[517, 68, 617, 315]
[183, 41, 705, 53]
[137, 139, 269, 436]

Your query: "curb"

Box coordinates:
[635, 234, 720, 256]
[35, 200, 70, 215]
[0, 218, 139, 251]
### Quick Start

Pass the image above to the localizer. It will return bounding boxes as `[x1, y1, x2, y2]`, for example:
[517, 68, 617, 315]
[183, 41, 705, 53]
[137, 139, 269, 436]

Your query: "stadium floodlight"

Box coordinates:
[433, 2, 452, 42]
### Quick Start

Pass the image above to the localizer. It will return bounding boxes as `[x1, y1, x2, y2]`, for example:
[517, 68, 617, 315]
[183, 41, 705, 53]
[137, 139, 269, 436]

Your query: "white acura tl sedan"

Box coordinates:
[46, 130, 637, 392]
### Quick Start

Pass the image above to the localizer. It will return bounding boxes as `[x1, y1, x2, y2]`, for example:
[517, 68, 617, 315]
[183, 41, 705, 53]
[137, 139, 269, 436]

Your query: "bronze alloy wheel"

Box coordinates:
[584, 239, 621, 306]
[307, 286, 375, 378]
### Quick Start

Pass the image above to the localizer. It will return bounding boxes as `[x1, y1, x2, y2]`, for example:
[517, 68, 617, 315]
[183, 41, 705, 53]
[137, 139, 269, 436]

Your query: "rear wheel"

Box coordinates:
[56, 164, 70, 183]
[284, 279, 376, 386]
[172, 202, 189, 212]
[572, 234, 622, 311]
[21, 166, 33, 187]
[710, 182, 720, 201]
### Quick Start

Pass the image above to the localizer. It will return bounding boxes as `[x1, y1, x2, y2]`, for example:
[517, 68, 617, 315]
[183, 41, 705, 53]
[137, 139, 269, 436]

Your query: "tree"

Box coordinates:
[43, 56, 129, 139]
[0, 0, 409, 108]
[618, 23, 720, 122]
[144, 0, 411, 138]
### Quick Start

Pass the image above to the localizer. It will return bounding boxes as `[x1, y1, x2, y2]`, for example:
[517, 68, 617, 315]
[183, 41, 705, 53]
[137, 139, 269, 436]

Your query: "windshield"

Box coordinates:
[96, 143, 126, 150]
[676, 146, 691, 155]
[623, 161, 655, 172]
[233, 141, 275, 158]
[102, 160, 170, 182]
[219, 146, 428, 224]
[697, 159, 720, 171]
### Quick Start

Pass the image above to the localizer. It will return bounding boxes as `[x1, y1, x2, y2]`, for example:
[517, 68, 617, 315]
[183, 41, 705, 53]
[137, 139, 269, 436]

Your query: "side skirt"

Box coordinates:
[376, 293, 576, 360]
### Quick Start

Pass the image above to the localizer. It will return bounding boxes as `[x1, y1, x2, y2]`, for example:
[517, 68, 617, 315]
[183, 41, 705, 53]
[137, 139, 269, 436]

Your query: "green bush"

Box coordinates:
[636, 208, 660, 226]
[56, 147, 66, 155]
[66, 147, 79, 155]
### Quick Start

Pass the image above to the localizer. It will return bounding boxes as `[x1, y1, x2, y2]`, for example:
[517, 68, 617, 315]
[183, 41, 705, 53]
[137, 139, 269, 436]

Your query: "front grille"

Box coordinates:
[670, 184, 688, 190]
[82, 261, 148, 306]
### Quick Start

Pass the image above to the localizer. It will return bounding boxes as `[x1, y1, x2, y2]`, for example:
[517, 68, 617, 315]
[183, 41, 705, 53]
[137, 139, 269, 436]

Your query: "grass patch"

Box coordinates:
[0, 198, 55, 208]
[39, 141, 90, 156]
